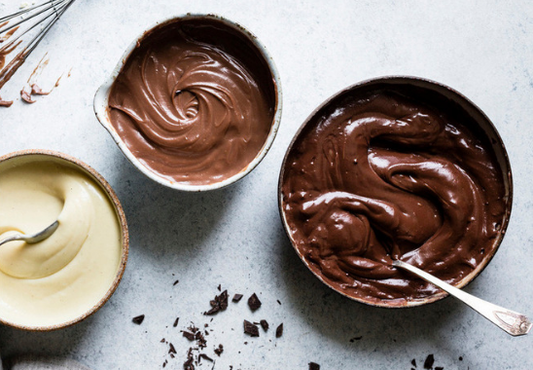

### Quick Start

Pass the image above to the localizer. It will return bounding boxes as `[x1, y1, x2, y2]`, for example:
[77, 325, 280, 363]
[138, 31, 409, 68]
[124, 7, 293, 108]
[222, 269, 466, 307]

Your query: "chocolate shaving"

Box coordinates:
[214, 344, 223, 356]
[173, 279, 180, 286]
[247, 293, 261, 311]
[0, 96, 13, 107]
[275, 323, 283, 338]
[309, 362, 320, 370]
[277, 299, 281, 305]
[199, 354, 213, 362]
[204, 290, 228, 315]
[20, 88, 35, 104]
[182, 331, 195, 341]
[260, 319, 269, 331]
[132, 315, 145, 325]
[173, 317, 180, 327]
[232, 294, 243, 303]
[183, 348, 194, 370]
[243, 320, 259, 337]
[424, 354, 435, 369]
[169, 343, 177, 355]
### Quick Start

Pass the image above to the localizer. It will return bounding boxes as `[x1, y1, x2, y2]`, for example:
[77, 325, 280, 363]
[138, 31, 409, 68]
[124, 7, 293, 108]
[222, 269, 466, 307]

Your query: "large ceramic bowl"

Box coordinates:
[279, 76, 512, 308]
[0, 150, 129, 330]
[94, 14, 282, 191]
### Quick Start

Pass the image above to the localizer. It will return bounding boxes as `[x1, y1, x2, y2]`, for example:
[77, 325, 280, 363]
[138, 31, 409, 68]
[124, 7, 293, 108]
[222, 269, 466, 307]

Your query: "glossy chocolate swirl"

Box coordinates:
[281, 83, 509, 305]
[108, 18, 275, 185]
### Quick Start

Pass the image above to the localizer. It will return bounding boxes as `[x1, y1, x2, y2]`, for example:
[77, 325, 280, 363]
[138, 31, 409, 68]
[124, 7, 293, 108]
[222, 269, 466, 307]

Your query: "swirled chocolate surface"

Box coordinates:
[108, 18, 276, 185]
[281, 81, 510, 305]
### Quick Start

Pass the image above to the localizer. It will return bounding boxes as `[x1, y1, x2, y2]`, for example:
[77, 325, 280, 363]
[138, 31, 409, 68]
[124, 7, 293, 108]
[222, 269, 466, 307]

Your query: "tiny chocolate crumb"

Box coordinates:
[173, 317, 180, 327]
[277, 299, 281, 305]
[435, 367, 444, 370]
[217, 284, 221, 291]
[162, 359, 167, 368]
[232, 294, 243, 302]
[214, 344, 224, 356]
[411, 359, 417, 367]
[275, 323, 283, 338]
[243, 320, 259, 337]
[160, 338, 166, 343]
[168, 343, 177, 355]
[260, 319, 269, 331]
[309, 362, 320, 370]
[132, 315, 145, 325]
[199, 354, 214, 362]
[459, 357, 463, 361]
[247, 293, 261, 311]
[173, 279, 179, 286]
[349, 336, 362, 342]
[183, 348, 194, 370]
[424, 354, 435, 369]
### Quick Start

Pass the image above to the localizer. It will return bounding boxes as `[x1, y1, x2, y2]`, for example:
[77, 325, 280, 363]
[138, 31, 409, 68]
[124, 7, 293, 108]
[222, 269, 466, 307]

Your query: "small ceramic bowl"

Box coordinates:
[0, 150, 129, 330]
[278, 76, 512, 308]
[94, 14, 282, 191]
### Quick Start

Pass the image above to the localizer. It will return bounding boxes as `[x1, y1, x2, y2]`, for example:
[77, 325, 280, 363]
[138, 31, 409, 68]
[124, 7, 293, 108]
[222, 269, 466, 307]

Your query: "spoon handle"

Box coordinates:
[392, 260, 532, 336]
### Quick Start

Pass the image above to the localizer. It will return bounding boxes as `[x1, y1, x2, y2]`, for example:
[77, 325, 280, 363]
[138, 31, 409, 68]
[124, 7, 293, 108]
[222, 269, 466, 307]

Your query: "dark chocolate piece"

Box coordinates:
[309, 362, 320, 370]
[199, 354, 213, 362]
[275, 323, 283, 338]
[183, 348, 194, 370]
[424, 354, 435, 369]
[205, 290, 228, 315]
[412, 359, 417, 367]
[435, 367, 444, 370]
[214, 344, 224, 356]
[247, 293, 261, 311]
[243, 320, 259, 337]
[182, 331, 195, 341]
[173, 279, 179, 286]
[168, 343, 177, 355]
[232, 294, 243, 302]
[260, 319, 269, 331]
[173, 317, 180, 327]
[132, 315, 145, 325]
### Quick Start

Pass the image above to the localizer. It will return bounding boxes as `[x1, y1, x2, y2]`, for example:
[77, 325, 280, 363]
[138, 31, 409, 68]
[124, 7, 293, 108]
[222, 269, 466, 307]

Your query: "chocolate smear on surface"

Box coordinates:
[0, 96, 13, 107]
[20, 88, 35, 103]
[232, 293, 243, 303]
[275, 323, 283, 338]
[132, 314, 145, 325]
[247, 293, 261, 311]
[243, 320, 259, 337]
[30, 83, 50, 95]
[204, 290, 228, 315]
[424, 354, 435, 369]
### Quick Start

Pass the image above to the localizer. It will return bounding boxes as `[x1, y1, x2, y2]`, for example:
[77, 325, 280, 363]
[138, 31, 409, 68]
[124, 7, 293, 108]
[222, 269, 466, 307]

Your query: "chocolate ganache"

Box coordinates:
[108, 17, 276, 185]
[280, 79, 510, 305]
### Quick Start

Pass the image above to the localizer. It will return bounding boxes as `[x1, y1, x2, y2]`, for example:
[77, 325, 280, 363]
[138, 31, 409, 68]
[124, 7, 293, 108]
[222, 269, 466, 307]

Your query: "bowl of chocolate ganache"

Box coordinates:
[94, 14, 281, 191]
[279, 76, 512, 308]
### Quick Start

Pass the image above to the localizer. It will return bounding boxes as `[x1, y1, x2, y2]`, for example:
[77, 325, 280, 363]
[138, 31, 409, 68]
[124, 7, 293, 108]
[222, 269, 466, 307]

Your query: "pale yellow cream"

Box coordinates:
[0, 155, 122, 327]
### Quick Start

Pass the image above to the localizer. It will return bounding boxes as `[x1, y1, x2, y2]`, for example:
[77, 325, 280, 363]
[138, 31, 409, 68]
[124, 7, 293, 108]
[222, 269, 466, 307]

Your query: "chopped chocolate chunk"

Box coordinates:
[20, 88, 35, 104]
[132, 315, 145, 325]
[243, 320, 259, 337]
[232, 294, 243, 302]
[424, 354, 435, 369]
[277, 299, 282, 305]
[163, 359, 168, 368]
[411, 359, 417, 367]
[459, 357, 463, 361]
[204, 290, 228, 315]
[214, 344, 224, 356]
[169, 343, 177, 355]
[247, 293, 261, 311]
[217, 284, 221, 291]
[160, 338, 166, 343]
[309, 362, 320, 370]
[195, 331, 207, 349]
[183, 348, 194, 370]
[435, 367, 444, 370]
[260, 319, 269, 331]
[199, 354, 213, 362]
[349, 336, 362, 342]
[182, 331, 195, 341]
[173, 279, 179, 286]
[275, 323, 283, 338]
[173, 317, 180, 327]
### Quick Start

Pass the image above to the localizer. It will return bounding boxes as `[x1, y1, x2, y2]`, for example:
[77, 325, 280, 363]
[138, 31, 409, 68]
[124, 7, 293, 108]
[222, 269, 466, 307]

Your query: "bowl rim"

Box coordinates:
[278, 75, 513, 308]
[0, 149, 129, 331]
[93, 13, 283, 192]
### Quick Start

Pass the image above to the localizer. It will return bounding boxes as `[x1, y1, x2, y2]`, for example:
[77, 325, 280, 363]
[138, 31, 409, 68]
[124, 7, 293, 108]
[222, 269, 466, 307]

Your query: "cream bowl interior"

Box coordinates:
[0, 150, 129, 331]
[94, 14, 282, 191]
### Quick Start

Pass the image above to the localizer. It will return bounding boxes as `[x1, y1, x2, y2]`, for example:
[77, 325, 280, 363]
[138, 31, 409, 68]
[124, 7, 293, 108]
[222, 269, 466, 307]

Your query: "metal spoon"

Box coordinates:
[0, 221, 59, 246]
[392, 260, 532, 336]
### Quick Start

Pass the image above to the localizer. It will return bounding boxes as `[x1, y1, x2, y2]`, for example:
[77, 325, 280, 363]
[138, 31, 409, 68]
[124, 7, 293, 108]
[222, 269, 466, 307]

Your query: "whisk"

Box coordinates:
[0, 0, 75, 90]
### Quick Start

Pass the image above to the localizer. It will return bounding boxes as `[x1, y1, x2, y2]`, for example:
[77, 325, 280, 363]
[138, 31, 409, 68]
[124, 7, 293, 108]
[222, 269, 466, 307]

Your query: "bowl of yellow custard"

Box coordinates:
[0, 150, 129, 330]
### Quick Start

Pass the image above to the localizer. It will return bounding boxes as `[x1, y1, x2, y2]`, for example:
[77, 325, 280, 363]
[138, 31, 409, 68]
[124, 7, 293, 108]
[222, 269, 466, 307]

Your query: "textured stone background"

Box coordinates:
[0, 1, 532, 369]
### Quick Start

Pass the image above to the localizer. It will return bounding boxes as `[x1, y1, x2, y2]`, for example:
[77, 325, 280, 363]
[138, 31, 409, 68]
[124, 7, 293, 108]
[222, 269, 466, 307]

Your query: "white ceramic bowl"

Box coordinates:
[94, 14, 282, 191]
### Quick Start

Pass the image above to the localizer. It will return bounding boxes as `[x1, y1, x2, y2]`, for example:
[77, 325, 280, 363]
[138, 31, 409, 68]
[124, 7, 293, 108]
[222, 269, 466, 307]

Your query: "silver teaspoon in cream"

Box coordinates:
[393, 260, 532, 336]
[0, 221, 59, 246]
